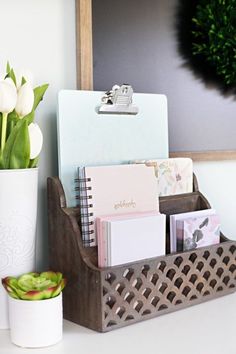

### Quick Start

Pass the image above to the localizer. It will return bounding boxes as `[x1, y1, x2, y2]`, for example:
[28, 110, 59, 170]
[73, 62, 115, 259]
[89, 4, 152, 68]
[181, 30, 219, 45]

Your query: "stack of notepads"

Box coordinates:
[170, 209, 220, 252]
[76, 163, 166, 266]
[97, 212, 165, 267]
[76, 159, 221, 267]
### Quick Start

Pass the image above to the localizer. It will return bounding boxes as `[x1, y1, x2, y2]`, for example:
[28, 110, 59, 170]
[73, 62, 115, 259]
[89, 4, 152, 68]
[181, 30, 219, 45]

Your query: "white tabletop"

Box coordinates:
[0, 293, 235, 354]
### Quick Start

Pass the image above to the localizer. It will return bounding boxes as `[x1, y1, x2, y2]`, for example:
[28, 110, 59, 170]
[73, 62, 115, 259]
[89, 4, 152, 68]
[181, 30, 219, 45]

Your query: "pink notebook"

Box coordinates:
[77, 164, 158, 247]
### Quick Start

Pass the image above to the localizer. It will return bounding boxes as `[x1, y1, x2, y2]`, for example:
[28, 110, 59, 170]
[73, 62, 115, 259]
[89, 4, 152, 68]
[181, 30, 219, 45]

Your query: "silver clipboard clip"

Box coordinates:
[98, 84, 139, 115]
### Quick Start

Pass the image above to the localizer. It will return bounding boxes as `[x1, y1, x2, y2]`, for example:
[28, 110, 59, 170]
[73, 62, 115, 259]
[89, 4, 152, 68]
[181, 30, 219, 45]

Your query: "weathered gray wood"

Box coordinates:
[47, 176, 236, 332]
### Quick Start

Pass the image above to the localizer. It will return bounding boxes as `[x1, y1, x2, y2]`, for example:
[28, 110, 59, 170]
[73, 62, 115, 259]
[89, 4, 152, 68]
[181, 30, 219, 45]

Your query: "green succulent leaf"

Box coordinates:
[2, 271, 66, 300]
[21, 290, 45, 301]
[3, 277, 24, 299]
[40, 271, 59, 283]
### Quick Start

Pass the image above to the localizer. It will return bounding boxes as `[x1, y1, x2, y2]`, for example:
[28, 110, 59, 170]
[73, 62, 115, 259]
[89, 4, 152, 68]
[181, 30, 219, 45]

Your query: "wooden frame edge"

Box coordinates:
[76, 0, 93, 90]
[169, 150, 236, 162]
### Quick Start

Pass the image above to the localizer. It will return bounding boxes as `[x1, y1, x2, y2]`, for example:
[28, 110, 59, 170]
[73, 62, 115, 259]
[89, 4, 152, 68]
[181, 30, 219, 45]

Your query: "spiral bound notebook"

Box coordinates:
[76, 164, 158, 247]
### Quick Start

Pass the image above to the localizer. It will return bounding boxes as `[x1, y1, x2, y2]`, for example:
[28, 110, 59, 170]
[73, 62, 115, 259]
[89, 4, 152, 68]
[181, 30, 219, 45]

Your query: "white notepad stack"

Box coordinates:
[76, 164, 158, 247]
[97, 212, 166, 267]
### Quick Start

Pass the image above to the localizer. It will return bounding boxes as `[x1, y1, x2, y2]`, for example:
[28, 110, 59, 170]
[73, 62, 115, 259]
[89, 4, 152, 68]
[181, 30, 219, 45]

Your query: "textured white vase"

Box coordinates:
[0, 168, 38, 329]
[9, 293, 63, 348]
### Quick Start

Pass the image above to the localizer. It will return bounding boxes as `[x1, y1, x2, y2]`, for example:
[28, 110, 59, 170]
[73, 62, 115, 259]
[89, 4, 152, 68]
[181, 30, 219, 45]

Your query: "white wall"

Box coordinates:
[193, 161, 236, 241]
[0, 0, 77, 269]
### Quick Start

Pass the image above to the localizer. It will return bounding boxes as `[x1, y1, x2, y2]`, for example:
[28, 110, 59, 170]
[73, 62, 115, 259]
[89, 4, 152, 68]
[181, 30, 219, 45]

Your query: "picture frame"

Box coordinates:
[75, 0, 236, 161]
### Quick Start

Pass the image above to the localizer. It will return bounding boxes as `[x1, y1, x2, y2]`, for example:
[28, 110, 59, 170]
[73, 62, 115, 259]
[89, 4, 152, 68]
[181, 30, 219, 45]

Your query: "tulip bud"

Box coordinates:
[0, 79, 17, 114]
[15, 69, 34, 89]
[15, 82, 34, 117]
[28, 123, 43, 159]
[4, 77, 16, 88]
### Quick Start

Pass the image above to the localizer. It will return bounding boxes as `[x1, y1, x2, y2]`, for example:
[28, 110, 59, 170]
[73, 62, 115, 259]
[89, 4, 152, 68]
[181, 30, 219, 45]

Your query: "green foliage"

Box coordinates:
[33, 84, 49, 110]
[192, 0, 236, 86]
[1, 119, 30, 169]
[9, 120, 30, 169]
[28, 156, 39, 168]
[2, 271, 66, 300]
[0, 62, 48, 169]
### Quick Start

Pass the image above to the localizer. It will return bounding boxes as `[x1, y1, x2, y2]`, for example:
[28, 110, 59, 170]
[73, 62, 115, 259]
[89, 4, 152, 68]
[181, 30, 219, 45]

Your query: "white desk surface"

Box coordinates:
[0, 293, 235, 354]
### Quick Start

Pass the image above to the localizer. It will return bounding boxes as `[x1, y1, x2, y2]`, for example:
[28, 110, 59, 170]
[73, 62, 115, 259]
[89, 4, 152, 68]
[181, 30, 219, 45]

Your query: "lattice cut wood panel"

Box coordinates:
[101, 242, 236, 331]
[48, 176, 236, 333]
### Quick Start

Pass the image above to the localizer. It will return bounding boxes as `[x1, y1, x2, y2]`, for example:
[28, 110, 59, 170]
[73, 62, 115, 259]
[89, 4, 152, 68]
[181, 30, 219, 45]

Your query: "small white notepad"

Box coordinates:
[97, 212, 166, 267]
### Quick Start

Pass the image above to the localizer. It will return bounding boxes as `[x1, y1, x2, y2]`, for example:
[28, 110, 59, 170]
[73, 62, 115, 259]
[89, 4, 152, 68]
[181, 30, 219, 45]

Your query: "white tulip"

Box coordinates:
[15, 82, 34, 117]
[4, 77, 16, 88]
[0, 79, 17, 114]
[28, 123, 43, 159]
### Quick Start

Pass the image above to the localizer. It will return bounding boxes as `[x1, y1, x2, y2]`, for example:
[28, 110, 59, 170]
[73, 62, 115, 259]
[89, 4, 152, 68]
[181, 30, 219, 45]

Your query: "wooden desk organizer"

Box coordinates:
[47, 175, 236, 332]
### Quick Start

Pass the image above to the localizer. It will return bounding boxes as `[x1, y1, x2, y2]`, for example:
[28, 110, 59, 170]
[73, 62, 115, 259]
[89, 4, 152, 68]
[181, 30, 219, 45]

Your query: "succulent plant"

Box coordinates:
[2, 271, 66, 300]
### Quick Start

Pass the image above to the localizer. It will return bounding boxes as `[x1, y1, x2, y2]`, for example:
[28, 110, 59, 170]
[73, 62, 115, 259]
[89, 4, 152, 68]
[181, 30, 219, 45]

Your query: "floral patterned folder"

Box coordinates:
[134, 158, 193, 196]
[176, 214, 220, 251]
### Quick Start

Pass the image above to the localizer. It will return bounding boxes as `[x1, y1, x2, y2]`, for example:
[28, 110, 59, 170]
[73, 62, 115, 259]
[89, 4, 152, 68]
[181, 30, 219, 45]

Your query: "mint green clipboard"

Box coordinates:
[57, 90, 169, 207]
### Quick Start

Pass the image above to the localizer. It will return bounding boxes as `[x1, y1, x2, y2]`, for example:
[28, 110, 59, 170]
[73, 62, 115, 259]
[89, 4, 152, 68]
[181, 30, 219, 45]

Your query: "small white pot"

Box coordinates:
[8, 293, 63, 348]
[0, 168, 38, 329]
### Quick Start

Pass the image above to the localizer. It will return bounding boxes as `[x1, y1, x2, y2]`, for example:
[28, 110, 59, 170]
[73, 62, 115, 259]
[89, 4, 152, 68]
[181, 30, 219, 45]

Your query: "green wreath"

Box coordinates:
[177, 0, 236, 94]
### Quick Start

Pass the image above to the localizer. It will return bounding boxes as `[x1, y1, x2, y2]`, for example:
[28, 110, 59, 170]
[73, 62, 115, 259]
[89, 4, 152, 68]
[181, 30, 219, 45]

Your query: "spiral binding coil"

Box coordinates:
[75, 170, 95, 246]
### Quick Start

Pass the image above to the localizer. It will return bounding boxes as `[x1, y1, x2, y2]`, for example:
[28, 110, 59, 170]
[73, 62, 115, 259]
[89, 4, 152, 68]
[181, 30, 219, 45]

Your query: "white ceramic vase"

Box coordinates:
[8, 293, 63, 348]
[0, 168, 38, 329]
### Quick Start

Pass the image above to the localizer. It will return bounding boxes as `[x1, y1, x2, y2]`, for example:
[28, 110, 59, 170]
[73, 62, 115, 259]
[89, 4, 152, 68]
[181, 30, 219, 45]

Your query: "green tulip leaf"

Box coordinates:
[0, 63, 48, 170]
[24, 110, 35, 125]
[28, 156, 39, 168]
[9, 120, 30, 169]
[7, 111, 18, 139]
[9, 68, 17, 86]
[6, 61, 11, 74]
[0, 154, 3, 169]
[33, 84, 49, 111]
[1, 119, 24, 169]
[21, 76, 27, 85]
